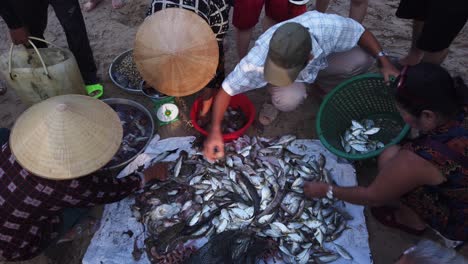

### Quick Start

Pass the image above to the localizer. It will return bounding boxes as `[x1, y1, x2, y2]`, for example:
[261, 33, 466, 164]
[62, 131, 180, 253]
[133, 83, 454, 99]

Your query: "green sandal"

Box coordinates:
[85, 84, 104, 99]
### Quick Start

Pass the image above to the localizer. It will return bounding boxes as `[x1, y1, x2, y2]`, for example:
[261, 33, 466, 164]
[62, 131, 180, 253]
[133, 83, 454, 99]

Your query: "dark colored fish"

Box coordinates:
[255, 188, 286, 220]
[237, 170, 261, 215]
[185, 230, 270, 264]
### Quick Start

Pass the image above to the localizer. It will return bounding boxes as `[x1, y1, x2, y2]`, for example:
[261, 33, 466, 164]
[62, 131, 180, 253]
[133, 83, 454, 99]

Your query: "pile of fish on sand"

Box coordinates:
[132, 135, 353, 264]
[340, 119, 384, 154]
[199, 106, 247, 134]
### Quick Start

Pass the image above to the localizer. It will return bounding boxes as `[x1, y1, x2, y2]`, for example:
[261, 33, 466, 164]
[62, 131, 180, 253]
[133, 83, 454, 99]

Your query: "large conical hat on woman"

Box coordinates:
[10, 95, 123, 180]
[134, 8, 219, 97]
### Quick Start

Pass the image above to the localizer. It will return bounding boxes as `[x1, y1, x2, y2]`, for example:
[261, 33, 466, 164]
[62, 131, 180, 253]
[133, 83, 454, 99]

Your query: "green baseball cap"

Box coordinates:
[264, 22, 312, 87]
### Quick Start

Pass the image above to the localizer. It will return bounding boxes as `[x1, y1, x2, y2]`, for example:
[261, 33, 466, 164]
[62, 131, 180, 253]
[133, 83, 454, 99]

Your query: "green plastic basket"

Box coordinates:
[316, 73, 410, 160]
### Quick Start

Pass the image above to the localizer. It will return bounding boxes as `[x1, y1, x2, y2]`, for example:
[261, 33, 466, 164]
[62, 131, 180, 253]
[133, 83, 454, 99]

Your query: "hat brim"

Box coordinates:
[134, 9, 219, 97]
[264, 54, 304, 87]
[9, 95, 123, 180]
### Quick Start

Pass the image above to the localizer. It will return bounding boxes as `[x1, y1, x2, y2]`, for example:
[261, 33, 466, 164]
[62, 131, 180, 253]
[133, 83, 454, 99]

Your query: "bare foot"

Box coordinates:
[112, 0, 127, 9]
[83, 0, 104, 12]
[258, 103, 279, 126]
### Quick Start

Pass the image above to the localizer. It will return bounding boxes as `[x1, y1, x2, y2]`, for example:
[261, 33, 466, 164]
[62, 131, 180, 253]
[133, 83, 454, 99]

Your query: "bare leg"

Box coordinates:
[262, 16, 277, 32]
[112, 0, 126, 9]
[315, 47, 373, 93]
[83, 0, 103, 12]
[422, 49, 449, 65]
[349, 0, 368, 23]
[400, 20, 425, 66]
[394, 204, 426, 230]
[198, 88, 217, 126]
[315, 0, 331, 13]
[235, 27, 254, 60]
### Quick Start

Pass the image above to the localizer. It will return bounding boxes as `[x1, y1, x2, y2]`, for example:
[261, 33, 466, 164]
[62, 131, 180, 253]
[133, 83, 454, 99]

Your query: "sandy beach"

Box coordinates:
[0, 0, 466, 263]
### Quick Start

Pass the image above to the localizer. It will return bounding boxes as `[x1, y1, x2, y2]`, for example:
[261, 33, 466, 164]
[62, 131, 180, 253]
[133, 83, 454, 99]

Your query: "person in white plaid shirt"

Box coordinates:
[204, 11, 399, 161]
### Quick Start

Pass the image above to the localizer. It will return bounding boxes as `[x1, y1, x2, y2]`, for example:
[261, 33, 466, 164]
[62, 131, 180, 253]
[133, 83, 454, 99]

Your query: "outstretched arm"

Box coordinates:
[358, 30, 399, 82]
[203, 89, 231, 161]
[304, 150, 444, 206]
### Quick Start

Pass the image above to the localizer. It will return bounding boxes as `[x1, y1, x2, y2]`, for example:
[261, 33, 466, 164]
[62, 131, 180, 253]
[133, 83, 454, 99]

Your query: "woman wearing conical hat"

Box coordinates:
[134, 0, 231, 125]
[0, 95, 165, 261]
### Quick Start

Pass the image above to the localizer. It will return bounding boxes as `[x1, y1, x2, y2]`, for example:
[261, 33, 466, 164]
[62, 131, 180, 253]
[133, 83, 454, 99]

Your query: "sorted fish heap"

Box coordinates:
[199, 106, 247, 134]
[340, 119, 384, 154]
[113, 51, 143, 91]
[132, 135, 353, 264]
[104, 104, 152, 168]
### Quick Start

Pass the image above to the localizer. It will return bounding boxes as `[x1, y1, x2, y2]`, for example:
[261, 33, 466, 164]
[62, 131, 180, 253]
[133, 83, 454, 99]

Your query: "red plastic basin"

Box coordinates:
[190, 94, 256, 142]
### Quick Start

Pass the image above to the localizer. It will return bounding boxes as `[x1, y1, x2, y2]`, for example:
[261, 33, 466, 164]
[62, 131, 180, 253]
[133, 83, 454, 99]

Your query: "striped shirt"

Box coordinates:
[222, 11, 366, 96]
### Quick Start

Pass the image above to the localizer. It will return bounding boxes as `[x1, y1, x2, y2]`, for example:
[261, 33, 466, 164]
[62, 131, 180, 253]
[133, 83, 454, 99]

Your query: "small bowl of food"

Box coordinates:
[109, 49, 144, 94]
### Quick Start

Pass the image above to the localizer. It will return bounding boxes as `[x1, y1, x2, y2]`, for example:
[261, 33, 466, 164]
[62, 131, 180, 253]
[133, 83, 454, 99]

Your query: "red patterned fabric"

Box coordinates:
[0, 143, 141, 261]
[401, 110, 468, 241]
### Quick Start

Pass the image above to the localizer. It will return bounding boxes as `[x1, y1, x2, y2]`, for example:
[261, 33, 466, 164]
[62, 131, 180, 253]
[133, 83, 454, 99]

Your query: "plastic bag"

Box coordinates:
[0, 38, 85, 106]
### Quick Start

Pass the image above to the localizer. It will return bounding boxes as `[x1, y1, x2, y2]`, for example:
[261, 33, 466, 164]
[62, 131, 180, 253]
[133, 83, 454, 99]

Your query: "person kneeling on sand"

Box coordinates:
[0, 95, 166, 261]
[203, 11, 398, 161]
[303, 63, 468, 245]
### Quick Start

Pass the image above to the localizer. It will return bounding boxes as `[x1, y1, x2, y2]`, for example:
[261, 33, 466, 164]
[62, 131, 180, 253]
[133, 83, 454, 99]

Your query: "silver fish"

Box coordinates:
[342, 119, 384, 154]
[189, 211, 202, 226]
[317, 254, 340, 263]
[334, 242, 353, 260]
[135, 134, 352, 261]
[364, 127, 380, 135]
[351, 120, 364, 129]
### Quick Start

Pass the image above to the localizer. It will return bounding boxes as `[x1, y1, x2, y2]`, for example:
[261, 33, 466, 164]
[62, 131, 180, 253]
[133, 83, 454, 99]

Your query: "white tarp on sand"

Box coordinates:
[83, 136, 372, 264]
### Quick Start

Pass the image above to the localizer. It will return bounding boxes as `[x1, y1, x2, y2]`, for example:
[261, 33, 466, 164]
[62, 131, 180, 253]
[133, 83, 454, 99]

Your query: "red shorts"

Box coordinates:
[233, 0, 307, 30]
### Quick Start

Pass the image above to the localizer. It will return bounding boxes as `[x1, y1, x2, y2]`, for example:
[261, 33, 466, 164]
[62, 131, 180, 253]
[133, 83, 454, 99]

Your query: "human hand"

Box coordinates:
[9, 27, 29, 45]
[143, 162, 168, 184]
[203, 130, 224, 161]
[303, 181, 329, 199]
[379, 60, 400, 84]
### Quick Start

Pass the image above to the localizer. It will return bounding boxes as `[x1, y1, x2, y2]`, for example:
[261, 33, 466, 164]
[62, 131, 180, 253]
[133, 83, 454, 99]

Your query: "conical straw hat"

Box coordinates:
[10, 95, 123, 180]
[134, 8, 219, 97]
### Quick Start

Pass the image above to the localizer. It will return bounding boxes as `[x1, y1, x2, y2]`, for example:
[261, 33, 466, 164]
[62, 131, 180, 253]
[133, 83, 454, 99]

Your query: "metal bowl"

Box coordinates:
[108, 49, 143, 94]
[140, 80, 171, 100]
[102, 98, 155, 170]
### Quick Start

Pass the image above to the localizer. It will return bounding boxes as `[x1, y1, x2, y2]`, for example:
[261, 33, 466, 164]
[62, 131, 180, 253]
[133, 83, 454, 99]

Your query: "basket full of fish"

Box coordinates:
[317, 73, 410, 160]
[340, 119, 385, 154]
[132, 135, 354, 264]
